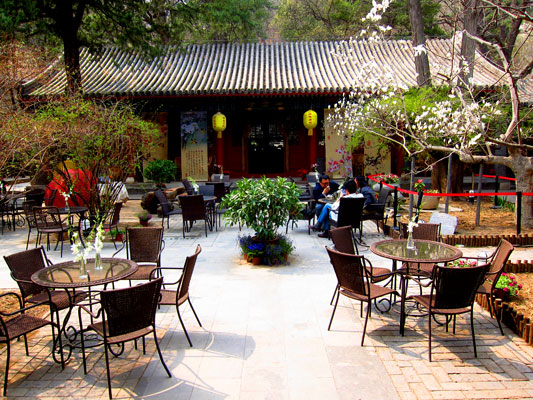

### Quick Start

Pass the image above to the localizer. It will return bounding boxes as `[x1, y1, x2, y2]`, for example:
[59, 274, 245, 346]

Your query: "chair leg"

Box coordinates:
[330, 284, 339, 306]
[153, 331, 172, 378]
[176, 305, 193, 347]
[361, 301, 371, 346]
[188, 298, 202, 327]
[489, 294, 504, 335]
[26, 228, 31, 250]
[3, 341, 10, 396]
[104, 343, 113, 399]
[80, 320, 88, 375]
[470, 308, 478, 358]
[23, 334, 29, 356]
[428, 313, 433, 362]
[142, 336, 146, 354]
[328, 292, 340, 331]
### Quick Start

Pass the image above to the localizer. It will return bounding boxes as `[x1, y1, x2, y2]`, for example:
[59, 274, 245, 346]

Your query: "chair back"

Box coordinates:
[25, 189, 45, 206]
[4, 247, 50, 298]
[375, 187, 392, 209]
[22, 200, 37, 228]
[108, 202, 122, 226]
[486, 239, 514, 289]
[307, 173, 318, 184]
[336, 197, 365, 230]
[33, 206, 62, 229]
[126, 227, 163, 264]
[329, 226, 357, 255]
[401, 222, 441, 241]
[180, 195, 207, 221]
[326, 247, 369, 296]
[44, 189, 57, 206]
[178, 245, 202, 301]
[100, 277, 163, 337]
[153, 189, 172, 216]
[182, 179, 195, 195]
[198, 185, 214, 196]
[431, 264, 488, 310]
[212, 182, 225, 203]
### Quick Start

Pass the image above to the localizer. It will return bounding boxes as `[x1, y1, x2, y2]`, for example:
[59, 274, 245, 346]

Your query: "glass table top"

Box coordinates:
[371, 239, 462, 263]
[32, 258, 137, 288]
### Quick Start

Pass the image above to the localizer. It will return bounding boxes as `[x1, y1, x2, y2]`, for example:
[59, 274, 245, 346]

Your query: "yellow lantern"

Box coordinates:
[212, 112, 227, 138]
[303, 110, 317, 136]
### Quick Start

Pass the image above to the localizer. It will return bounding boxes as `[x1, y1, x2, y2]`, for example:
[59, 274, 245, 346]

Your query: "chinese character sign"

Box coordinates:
[181, 112, 208, 181]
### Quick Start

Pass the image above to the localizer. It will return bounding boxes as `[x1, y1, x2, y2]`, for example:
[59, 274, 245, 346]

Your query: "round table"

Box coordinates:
[318, 197, 335, 204]
[31, 258, 137, 364]
[370, 239, 462, 335]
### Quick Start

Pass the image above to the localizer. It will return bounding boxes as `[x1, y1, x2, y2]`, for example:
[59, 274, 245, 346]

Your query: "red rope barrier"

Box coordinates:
[367, 174, 533, 197]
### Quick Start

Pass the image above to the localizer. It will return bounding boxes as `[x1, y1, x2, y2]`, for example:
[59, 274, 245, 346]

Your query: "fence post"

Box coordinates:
[415, 191, 423, 222]
[445, 155, 453, 213]
[475, 163, 483, 226]
[491, 175, 501, 209]
[517, 191, 522, 235]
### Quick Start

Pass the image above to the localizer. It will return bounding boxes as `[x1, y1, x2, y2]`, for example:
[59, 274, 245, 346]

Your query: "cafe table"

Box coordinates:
[370, 239, 462, 335]
[31, 257, 137, 365]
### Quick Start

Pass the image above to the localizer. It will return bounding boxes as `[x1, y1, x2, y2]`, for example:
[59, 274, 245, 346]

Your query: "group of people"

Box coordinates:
[310, 174, 377, 238]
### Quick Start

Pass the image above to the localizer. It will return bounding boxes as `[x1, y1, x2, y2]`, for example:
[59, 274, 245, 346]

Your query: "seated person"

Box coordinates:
[312, 174, 340, 218]
[354, 176, 377, 213]
[311, 180, 362, 238]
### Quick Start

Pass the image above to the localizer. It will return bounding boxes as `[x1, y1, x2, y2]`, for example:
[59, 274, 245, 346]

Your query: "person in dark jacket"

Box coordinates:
[312, 174, 340, 218]
[355, 176, 377, 212]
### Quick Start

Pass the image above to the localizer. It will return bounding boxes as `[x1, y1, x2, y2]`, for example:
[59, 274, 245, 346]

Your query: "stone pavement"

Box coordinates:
[0, 206, 532, 399]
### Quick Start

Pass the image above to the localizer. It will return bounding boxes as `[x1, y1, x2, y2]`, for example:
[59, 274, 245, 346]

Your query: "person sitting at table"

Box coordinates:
[311, 180, 361, 238]
[354, 176, 377, 213]
[312, 174, 340, 219]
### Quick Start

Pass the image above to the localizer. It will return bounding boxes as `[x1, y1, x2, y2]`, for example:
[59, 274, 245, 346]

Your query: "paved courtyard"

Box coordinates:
[0, 206, 532, 399]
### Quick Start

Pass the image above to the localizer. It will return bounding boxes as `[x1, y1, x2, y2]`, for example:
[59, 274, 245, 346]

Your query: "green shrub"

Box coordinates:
[144, 160, 177, 183]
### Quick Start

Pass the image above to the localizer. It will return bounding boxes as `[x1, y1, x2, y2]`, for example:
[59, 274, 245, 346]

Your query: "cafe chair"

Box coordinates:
[180, 195, 209, 238]
[360, 187, 392, 237]
[78, 278, 171, 399]
[155, 189, 181, 229]
[329, 197, 366, 240]
[22, 200, 37, 249]
[115, 227, 164, 286]
[43, 188, 57, 206]
[3, 247, 87, 352]
[33, 206, 77, 257]
[459, 239, 514, 335]
[286, 199, 316, 235]
[326, 247, 398, 346]
[0, 292, 58, 396]
[150, 245, 202, 347]
[102, 202, 123, 249]
[410, 263, 489, 361]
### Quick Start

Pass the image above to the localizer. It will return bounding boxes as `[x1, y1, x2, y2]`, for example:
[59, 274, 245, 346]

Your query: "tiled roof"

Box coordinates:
[24, 38, 521, 98]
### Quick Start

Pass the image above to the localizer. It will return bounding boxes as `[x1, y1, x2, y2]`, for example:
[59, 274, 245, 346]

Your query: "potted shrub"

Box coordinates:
[223, 177, 300, 264]
[137, 210, 152, 226]
[143, 160, 177, 187]
[110, 228, 125, 242]
[373, 173, 400, 191]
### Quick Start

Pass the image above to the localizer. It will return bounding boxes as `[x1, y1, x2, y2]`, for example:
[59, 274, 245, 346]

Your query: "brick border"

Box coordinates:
[442, 233, 533, 247]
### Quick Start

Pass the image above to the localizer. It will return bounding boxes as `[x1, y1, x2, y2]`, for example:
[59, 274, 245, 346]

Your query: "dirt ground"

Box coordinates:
[508, 273, 533, 316]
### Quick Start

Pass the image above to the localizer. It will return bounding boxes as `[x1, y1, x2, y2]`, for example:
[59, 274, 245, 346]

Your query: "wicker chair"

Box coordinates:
[411, 263, 489, 361]
[326, 247, 398, 345]
[102, 202, 123, 249]
[360, 187, 392, 236]
[32, 206, 74, 257]
[286, 199, 316, 235]
[78, 278, 171, 399]
[154, 189, 181, 229]
[180, 195, 209, 238]
[22, 200, 37, 249]
[3, 247, 87, 365]
[150, 244, 202, 346]
[329, 197, 366, 239]
[0, 292, 57, 396]
[115, 227, 164, 285]
[182, 178, 195, 195]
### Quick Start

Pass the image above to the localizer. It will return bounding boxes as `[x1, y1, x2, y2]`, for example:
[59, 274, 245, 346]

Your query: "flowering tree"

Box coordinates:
[328, 0, 533, 228]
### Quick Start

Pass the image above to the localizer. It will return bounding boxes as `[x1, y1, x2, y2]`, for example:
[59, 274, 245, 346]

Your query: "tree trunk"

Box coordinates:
[431, 154, 464, 195]
[63, 36, 82, 94]
[408, 0, 431, 86]
[510, 157, 533, 229]
[459, 0, 479, 87]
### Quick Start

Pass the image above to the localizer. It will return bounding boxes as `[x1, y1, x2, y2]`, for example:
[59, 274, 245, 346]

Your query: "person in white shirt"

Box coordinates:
[311, 180, 362, 238]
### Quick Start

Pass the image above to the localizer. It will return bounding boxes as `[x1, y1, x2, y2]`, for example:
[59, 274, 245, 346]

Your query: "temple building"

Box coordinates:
[24, 37, 513, 180]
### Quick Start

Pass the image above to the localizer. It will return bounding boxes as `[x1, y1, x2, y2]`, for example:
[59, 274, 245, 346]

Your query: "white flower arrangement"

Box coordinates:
[71, 231, 92, 263]
[407, 217, 419, 233]
[94, 222, 105, 254]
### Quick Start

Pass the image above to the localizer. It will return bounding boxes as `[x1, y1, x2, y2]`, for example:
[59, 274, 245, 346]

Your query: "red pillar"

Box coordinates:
[309, 128, 316, 167]
[217, 133, 224, 167]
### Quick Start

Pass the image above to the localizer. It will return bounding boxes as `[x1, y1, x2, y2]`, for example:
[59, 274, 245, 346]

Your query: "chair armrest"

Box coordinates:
[149, 267, 184, 285]
[406, 275, 433, 288]
[77, 302, 102, 320]
[0, 298, 53, 317]
[0, 292, 23, 309]
[112, 242, 126, 257]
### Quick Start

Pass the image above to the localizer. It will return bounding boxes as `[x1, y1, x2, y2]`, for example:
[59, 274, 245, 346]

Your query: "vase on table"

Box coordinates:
[95, 252, 103, 270]
[406, 231, 416, 250]
[79, 258, 88, 279]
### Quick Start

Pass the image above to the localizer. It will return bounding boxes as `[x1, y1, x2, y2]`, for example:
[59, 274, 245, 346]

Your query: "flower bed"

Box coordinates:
[239, 234, 294, 266]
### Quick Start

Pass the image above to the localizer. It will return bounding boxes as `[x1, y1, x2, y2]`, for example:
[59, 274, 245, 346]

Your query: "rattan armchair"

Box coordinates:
[411, 263, 489, 361]
[360, 187, 392, 236]
[102, 202, 123, 249]
[180, 195, 209, 238]
[78, 278, 171, 399]
[155, 189, 181, 229]
[0, 292, 57, 396]
[150, 244, 202, 346]
[22, 200, 37, 249]
[33, 206, 76, 257]
[329, 197, 366, 239]
[326, 247, 398, 346]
